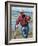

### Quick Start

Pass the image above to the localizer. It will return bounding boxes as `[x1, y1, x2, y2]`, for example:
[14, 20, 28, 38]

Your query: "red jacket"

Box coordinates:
[16, 15, 30, 26]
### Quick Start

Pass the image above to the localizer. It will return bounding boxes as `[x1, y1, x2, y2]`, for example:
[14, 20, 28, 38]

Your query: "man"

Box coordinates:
[16, 10, 31, 38]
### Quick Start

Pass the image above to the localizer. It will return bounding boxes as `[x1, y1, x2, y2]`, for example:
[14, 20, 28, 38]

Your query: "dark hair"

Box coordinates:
[22, 14, 25, 18]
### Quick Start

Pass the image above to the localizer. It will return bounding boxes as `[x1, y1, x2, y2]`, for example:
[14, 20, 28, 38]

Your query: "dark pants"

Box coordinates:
[22, 24, 29, 38]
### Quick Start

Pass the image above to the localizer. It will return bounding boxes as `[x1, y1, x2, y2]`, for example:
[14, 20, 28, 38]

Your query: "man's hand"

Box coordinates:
[16, 25, 18, 29]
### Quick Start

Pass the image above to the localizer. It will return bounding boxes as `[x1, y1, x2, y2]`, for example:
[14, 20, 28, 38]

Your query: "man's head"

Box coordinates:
[19, 10, 24, 15]
[19, 10, 25, 18]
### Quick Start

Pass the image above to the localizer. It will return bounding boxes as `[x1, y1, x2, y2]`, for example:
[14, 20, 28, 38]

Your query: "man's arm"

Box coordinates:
[26, 16, 31, 23]
[27, 16, 32, 23]
[16, 17, 20, 29]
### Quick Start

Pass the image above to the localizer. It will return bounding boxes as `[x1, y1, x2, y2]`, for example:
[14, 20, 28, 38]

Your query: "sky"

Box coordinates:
[11, 7, 32, 12]
[11, 7, 33, 17]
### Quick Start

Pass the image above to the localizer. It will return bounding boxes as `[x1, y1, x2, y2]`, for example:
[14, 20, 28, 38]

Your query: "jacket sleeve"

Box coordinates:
[16, 16, 20, 25]
[25, 16, 30, 22]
